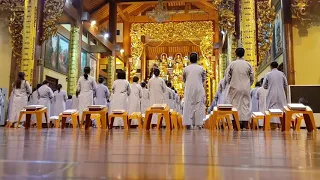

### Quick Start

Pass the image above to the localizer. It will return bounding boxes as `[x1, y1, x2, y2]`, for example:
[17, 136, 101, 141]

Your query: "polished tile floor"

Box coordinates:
[0, 128, 319, 179]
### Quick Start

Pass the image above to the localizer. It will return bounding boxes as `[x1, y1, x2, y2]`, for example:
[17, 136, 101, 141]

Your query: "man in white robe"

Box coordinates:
[182, 53, 206, 127]
[257, 78, 268, 126]
[250, 82, 261, 113]
[140, 82, 149, 114]
[148, 68, 166, 125]
[165, 81, 173, 109]
[128, 76, 142, 125]
[225, 48, 254, 129]
[38, 80, 54, 123]
[95, 77, 110, 106]
[53, 84, 68, 116]
[263, 61, 288, 125]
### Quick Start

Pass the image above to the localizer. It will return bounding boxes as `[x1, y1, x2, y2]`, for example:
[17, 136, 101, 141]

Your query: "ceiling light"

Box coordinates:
[91, 20, 96, 26]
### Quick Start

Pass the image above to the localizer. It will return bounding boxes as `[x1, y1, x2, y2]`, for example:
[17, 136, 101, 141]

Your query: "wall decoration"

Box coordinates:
[273, 6, 283, 58]
[90, 57, 97, 80]
[81, 51, 88, 73]
[44, 35, 70, 75]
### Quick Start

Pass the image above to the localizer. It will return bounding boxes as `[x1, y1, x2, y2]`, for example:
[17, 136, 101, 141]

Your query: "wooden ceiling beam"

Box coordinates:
[117, 5, 129, 21]
[89, 1, 108, 15]
[118, 0, 212, 4]
[128, 13, 216, 23]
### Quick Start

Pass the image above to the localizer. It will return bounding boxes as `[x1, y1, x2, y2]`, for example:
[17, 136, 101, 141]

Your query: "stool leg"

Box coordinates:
[61, 117, 66, 129]
[17, 112, 24, 128]
[143, 112, 152, 130]
[295, 117, 302, 131]
[123, 115, 129, 130]
[264, 116, 270, 131]
[157, 115, 163, 130]
[85, 114, 91, 130]
[36, 113, 42, 129]
[164, 112, 172, 130]
[225, 116, 233, 130]
[25, 114, 31, 129]
[109, 117, 114, 129]
[71, 115, 77, 129]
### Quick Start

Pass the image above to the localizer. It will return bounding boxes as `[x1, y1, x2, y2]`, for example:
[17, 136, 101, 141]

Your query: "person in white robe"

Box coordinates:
[140, 82, 149, 114]
[263, 61, 288, 125]
[38, 80, 54, 123]
[225, 48, 254, 129]
[110, 70, 131, 127]
[53, 84, 68, 116]
[95, 77, 110, 106]
[72, 91, 79, 110]
[208, 79, 225, 113]
[28, 84, 41, 105]
[256, 78, 268, 126]
[0, 89, 4, 123]
[250, 82, 261, 113]
[148, 68, 166, 125]
[128, 76, 142, 126]
[164, 81, 172, 109]
[7, 72, 32, 127]
[66, 95, 72, 110]
[182, 53, 206, 127]
[77, 67, 97, 119]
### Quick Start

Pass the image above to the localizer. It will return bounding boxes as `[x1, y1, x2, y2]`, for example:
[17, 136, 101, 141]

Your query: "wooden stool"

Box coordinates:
[58, 111, 80, 129]
[293, 114, 304, 131]
[177, 113, 184, 129]
[109, 112, 129, 130]
[283, 106, 316, 132]
[210, 107, 240, 131]
[18, 107, 49, 129]
[81, 107, 108, 130]
[144, 106, 172, 130]
[128, 112, 143, 129]
[170, 111, 179, 129]
[250, 114, 265, 130]
[264, 111, 283, 131]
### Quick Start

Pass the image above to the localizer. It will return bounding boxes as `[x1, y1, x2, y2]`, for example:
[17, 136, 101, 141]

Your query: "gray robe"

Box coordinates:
[257, 87, 268, 126]
[225, 58, 254, 121]
[263, 69, 288, 123]
[141, 87, 150, 114]
[38, 84, 54, 122]
[128, 83, 142, 125]
[182, 63, 206, 126]
[250, 87, 259, 113]
[77, 75, 97, 118]
[165, 87, 172, 109]
[95, 84, 110, 106]
[148, 76, 166, 124]
[53, 90, 68, 116]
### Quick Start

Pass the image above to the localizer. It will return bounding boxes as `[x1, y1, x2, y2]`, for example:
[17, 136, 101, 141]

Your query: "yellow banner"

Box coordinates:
[67, 27, 80, 95]
[22, 0, 38, 85]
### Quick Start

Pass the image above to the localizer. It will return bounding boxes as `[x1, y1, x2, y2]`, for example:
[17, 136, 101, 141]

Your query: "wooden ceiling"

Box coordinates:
[82, 0, 217, 29]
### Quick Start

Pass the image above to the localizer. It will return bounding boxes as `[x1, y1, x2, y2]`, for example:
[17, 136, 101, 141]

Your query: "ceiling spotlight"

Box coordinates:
[120, 49, 124, 54]
[91, 20, 96, 26]
[104, 33, 109, 39]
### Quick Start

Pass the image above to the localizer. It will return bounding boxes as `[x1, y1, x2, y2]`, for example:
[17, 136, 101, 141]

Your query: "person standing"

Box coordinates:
[182, 53, 206, 128]
[53, 84, 68, 116]
[140, 82, 149, 114]
[225, 48, 254, 129]
[263, 61, 288, 127]
[28, 84, 41, 105]
[7, 72, 32, 127]
[250, 82, 261, 113]
[37, 80, 54, 124]
[95, 77, 110, 106]
[257, 78, 268, 126]
[128, 76, 142, 126]
[110, 70, 131, 127]
[164, 81, 173, 109]
[77, 67, 97, 118]
[148, 68, 166, 125]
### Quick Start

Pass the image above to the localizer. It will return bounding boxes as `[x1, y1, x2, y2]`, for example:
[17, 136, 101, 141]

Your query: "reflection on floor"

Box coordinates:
[0, 129, 319, 179]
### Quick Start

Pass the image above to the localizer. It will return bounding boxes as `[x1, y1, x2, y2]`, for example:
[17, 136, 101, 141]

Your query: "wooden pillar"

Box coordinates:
[282, 0, 295, 85]
[141, 36, 146, 81]
[67, 26, 80, 95]
[109, 0, 117, 84]
[123, 21, 131, 80]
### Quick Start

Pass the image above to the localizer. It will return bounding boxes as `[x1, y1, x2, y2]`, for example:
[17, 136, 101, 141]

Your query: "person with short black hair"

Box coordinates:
[53, 84, 68, 116]
[110, 70, 131, 127]
[250, 82, 261, 115]
[224, 48, 254, 129]
[37, 80, 54, 123]
[140, 82, 150, 113]
[148, 68, 166, 125]
[182, 53, 206, 128]
[66, 95, 73, 110]
[95, 77, 110, 106]
[128, 76, 143, 125]
[262, 61, 288, 127]
[76, 67, 97, 118]
[7, 72, 32, 127]
[28, 84, 41, 105]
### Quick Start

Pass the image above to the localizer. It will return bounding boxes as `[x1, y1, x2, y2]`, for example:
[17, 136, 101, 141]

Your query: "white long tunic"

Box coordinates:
[53, 90, 67, 116]
[8, 80, 32, 123]
[182, 63, 206, 126]
[29, 91, 39, 105]
[148, 77, 166, 124]
[37, 84, 54, 122]
[141, 87, 150, 114]
[95, 84, 110, 106]
[225, 58, 254, 121]
[257, 87, 268, 126]
[110, 79, 131, 126]
[263, 69, 288, 123]
[71, 96, 79, 110]
[250, 87, 259, 113]
[165, 87, 172, 109]
[128, 83, 142, 125]
[77, 75, 97, 118]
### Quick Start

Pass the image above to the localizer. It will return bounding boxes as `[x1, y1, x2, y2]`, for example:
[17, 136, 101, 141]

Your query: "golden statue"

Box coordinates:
[159, 53, 169, 77]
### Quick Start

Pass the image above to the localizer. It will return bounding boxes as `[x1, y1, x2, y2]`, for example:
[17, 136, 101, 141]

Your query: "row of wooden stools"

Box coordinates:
[17, 105, 183, 130]
[204, 106, 317, 132]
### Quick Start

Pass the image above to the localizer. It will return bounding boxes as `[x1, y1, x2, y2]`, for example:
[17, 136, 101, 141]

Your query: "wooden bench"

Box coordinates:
[128, 112, 143, 129]
[264, 111, 283, 131]
[81, 107, 108, 130]
[18, 107, 49, 129]
[210, 107, 240, 131]
[249, 113, 265, 130]
[58, 111, 80, 129]
[283, 106, 316, 132]
[109, 112, 129, 130]
[144, 106, 171, 130]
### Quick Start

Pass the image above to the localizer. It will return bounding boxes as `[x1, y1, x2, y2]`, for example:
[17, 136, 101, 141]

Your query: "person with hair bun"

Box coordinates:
[7, 72, 32, 127]
[140, 82, 149, 114]
[95, 77, 110, 106]
[77, 67, 97, 118]
[53, 84, 67, 116]
[37, 80, 54, 124]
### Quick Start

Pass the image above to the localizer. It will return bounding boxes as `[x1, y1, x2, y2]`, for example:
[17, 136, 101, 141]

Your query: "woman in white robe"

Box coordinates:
[140, 82, 149, 114]
[95, 77, 110, 106]
[7, 72, 32, 127]
[38, 80, 54, 123]
[28, 84, 41, 105]
[53, 84, 68, 116]
[72, 91, 79, 110]
[128, 76, 142, 125]
[148, 68, 166, 125]
[110, 70, 131, 126]
[77, 67, 97, 118]
[182, 53, 206, 127]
